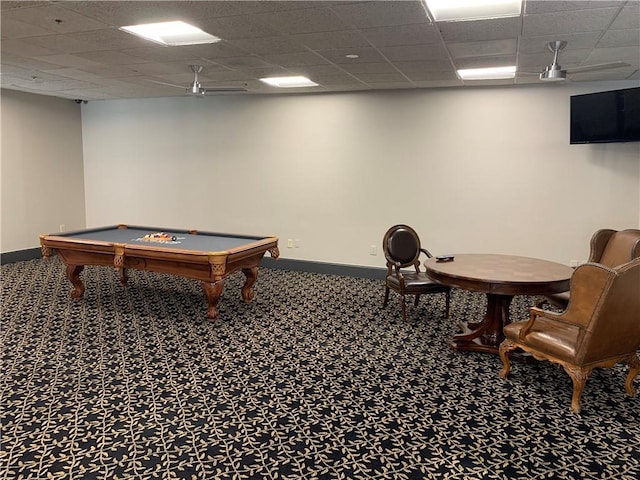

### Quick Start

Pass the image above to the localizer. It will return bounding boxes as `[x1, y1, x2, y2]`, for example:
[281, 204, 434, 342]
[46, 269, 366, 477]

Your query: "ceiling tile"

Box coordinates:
[255, 7, 350, 35]
[1, 0, 637, 100]
[1, 3, 110, 33]
[1, 2, 50, 10]
[68, 28, 156, 51]
[403, 70, 458, 82]
[314, 46, 388, 64]
[610, 3, 640, 30]
[18, 33, 105, 54]
[31, 53, 103, 69]
[522, 7, 621, 37]
[338, 62, 399, 74]
[393, 60, 453, 73]
[448, 39, 517, 59]
[228, 36, 308, 55]
[379, 43, 449, 62]
[524, 1, 625, 15]
[518, 32, 601, 53]
[1, 38, 58, 56]
[360, 23, 440, 47]
[438, 17, 521, 42]
[1, 16, 57, 38]
[197, 15, 282, 40]
[598, 28, 640, 48]
[262, 51, 330, 67]
[331, 1, 430, 29]
[292, 30, 370, 50]
[585, 46, 640, 66]
[73, 50, 151, 65]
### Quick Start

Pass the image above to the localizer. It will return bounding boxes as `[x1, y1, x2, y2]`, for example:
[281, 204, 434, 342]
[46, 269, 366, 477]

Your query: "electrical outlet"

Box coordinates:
[59, 224, 66, 232]
[287, 239, 294, 248]
[294, 239, 300, 248]
[370, 245, 377, 255]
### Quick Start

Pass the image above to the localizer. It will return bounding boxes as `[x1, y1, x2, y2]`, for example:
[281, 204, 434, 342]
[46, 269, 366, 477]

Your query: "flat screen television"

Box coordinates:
[570, 87, 640, 144]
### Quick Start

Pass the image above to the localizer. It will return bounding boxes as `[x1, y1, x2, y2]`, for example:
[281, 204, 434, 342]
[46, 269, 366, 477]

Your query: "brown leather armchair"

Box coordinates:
[499, 258, 640, 413]
[382, 225, 451, 321]
[540, 228, 640, 309]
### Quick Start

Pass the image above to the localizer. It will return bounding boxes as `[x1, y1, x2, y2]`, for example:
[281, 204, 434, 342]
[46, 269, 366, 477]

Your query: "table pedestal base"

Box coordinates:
[447, 293, 533, 362]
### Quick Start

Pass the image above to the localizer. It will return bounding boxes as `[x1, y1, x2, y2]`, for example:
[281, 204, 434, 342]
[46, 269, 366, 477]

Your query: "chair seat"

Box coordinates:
[386, 272, 451, 293]
[504, 315, 581, 362]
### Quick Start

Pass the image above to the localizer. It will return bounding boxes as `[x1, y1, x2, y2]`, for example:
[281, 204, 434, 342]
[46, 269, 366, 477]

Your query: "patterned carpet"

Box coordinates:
[1, 257, 639, 480]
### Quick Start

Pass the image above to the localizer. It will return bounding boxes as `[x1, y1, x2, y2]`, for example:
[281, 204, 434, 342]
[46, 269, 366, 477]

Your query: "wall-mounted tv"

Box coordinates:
[570, 87, 640, 144]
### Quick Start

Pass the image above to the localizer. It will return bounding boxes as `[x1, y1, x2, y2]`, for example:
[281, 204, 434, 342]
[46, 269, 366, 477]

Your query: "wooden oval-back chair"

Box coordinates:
[382, 225, 451, 321]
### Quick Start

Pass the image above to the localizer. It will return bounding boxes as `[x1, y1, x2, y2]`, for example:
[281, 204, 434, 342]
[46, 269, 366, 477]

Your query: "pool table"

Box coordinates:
[40, 224, 279, 320]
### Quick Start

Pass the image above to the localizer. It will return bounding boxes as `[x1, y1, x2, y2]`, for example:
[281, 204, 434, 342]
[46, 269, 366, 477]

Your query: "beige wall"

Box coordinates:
[80, 81, 640, 267]
[1, 90, 86, 253]
[2, 82, 639, 267]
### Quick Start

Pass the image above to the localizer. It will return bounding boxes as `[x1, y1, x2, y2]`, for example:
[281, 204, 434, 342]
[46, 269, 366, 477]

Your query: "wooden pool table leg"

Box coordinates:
[66, 265, 85, 300]
[241, 267, 258, 302]
[118, 267, 129, 286]
[202, 280, 225, 319]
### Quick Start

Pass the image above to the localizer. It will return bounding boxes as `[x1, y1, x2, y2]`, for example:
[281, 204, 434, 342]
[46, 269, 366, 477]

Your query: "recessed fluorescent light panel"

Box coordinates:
[259, 76, 319, 88]
[457, 66, 516, 80]
[425, 0, 522, 21]
[120, 21, 220, 46]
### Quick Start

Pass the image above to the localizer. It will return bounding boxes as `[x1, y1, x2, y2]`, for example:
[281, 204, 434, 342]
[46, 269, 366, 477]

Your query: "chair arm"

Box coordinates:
[387, 260, 407, 287]
[385, 261, 394, 276]
[519, 306, 584, 341]
[386, 260, 403, 272]
[420, 248, 433, 259]
[518, 308, 542, 341]
[416, 248, 434, 272]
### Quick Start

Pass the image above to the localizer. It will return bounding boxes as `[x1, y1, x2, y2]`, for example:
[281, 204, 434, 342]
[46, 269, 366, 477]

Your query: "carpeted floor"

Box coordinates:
[1, 257, 639, 480]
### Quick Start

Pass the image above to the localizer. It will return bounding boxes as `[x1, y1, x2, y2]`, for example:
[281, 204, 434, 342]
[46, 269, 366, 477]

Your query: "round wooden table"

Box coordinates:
[424, 254, 572, 355]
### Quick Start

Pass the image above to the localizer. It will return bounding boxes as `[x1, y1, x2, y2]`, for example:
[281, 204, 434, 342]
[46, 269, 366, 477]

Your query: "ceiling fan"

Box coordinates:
[150, 65, 247, 95]
[530, 41, 630, 82]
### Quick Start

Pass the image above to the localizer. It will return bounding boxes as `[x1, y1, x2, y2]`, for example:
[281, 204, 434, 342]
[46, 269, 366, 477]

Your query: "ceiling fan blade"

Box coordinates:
[146, 79, 184, 89]
[566, 61, 630, 74]
[201, 86, 247, 93]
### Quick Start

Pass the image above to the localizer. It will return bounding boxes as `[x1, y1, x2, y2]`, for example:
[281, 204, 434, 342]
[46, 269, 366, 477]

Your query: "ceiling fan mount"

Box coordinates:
[185, 64, 246, 95]
[539, 41, 568, 81]
[537, 40, 629, 82]
[187, 64, 206, 95]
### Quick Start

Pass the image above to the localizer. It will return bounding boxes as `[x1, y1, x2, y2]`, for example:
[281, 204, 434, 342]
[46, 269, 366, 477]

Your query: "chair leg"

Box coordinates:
[444, 291, 450, 318]
[563, 364, 592, 414]
[414, 294, 420, 307]
[625, 353, 640, 397]
[400, 295, 407, 321]
[498, 339, 517, 379]
[383, 287, 390, 308]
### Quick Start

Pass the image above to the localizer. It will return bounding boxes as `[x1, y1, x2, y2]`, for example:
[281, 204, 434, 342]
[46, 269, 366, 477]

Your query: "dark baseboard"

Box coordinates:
[1, 248, 386, 280]
[1, 248, 41, 265]
[261, 257, 386, 280]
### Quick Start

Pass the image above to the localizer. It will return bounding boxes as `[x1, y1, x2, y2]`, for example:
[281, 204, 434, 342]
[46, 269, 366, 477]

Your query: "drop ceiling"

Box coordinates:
[1, 0, 639, 100]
